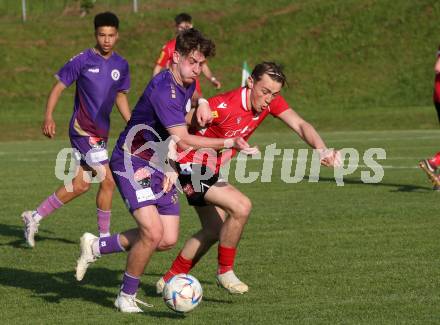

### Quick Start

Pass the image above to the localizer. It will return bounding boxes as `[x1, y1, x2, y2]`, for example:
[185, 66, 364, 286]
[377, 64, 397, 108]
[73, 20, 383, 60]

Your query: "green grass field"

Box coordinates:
[1, 129, 440, 324]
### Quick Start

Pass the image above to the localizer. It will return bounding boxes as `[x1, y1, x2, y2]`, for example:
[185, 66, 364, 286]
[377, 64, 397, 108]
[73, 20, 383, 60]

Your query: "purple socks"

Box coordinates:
[121, 272, 140, 295]
[36, 193, 63, 218]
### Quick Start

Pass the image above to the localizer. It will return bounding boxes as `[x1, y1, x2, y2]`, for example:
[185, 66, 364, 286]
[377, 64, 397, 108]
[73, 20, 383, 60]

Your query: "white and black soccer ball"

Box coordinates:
[162, 273, 203, 313]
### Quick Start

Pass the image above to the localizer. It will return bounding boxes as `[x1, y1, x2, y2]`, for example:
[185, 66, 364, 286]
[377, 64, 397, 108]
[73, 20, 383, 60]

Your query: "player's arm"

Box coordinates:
[42, 81, 66, 138]
[115, 91, 131, 122]
[167, 125, 248, 151]
[277, 109, 326, 149]
[277, 109, 340, 166]
[202, 63, 221, 89]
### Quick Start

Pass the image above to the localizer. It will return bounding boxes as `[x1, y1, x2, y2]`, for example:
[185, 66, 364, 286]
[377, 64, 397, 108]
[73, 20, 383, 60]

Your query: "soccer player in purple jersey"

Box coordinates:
[74, 28, 252, 313]
[21, 12, 131, 247]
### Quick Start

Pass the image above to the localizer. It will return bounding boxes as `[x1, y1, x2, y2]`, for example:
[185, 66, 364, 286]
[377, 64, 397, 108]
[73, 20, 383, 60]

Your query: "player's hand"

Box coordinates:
[240, 146, 260, 155]
[226, 137, 251, 151]
[196, 100, 213, 127]
[211, 78, 221, 89]
[162, 169, 178, 193]
[42, 117, 56, 138]
[318, 149, 342, 167]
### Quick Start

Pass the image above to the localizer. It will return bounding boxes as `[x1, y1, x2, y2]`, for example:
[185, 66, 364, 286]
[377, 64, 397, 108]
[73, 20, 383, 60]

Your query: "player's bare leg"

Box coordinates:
[115, 206, 171, 312]
[156, 205, 225, 294]
[159, 183, 251, 294]
[202, 184, 251, 294]
[22, 165, 92, 247]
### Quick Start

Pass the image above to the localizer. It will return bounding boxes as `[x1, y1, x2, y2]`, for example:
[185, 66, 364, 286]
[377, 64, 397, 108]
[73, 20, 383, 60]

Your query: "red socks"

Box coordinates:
[163, 245, 238, 281]
[217, 245, 237, 274]
[429, 152, 440, 169]
[163, 253, 194, 282]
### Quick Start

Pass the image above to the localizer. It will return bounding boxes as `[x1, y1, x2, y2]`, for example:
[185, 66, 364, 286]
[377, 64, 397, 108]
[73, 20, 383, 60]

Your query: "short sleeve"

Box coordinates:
[208, 95, 224, 122]
[149, 89, 187, 129]
[55, 52, 85, 87]
[118, 61, 130, 93]
[156, 46, 170, 67]
[269, 95, 290, 116]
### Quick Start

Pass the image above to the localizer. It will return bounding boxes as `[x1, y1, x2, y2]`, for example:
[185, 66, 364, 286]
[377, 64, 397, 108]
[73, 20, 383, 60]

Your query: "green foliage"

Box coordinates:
[1, 0, 440, 140]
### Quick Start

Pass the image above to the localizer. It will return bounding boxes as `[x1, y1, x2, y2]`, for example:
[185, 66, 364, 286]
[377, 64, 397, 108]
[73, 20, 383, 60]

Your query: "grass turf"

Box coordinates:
[0, 129, 439, 324]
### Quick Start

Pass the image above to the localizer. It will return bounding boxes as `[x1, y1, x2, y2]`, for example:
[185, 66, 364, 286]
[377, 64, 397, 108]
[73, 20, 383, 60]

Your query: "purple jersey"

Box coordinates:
[116, 70, 195, 161]
[56, 48, 130, 140]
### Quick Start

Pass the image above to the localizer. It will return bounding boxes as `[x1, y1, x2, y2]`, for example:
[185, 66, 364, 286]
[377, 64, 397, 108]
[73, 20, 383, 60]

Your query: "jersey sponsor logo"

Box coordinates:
[88, 68, 100, 73]
[89, 137, 106, 149]
[136, 188, 155, 202]
[170, 84, 176, 99]
[217, 102, 227, 109]
[134, 167, 152, 188]
[111, 69, 120, 81]
[224, 125, 252, 137]
[183, 183, 195, 196]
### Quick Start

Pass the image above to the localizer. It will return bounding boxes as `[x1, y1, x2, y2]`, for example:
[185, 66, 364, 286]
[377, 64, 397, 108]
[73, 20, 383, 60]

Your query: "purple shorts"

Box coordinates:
[110, 146, 180, 215]
[70, 136, 109, 167]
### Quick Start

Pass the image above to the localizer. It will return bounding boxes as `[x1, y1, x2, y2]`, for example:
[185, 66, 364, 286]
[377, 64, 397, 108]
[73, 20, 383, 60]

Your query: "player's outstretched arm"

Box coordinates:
[115, 92, 131, 122]
[202, 64, 221, 89]
[277, 109, 341, 167]
[42, 81, 66, 138]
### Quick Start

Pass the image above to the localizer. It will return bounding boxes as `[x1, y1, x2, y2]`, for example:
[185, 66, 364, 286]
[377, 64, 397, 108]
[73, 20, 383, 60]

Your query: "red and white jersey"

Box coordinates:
[155, 38, 202, 95]
[178, 87, 290, 171]
[156, 39, 176, 68]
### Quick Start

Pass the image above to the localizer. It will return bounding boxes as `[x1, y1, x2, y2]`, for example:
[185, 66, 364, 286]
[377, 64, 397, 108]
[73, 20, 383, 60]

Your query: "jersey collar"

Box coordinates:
[241, 87, 249, 111]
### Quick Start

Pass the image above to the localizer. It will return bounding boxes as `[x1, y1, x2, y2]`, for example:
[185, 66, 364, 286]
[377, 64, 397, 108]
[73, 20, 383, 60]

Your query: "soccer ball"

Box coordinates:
[162, 273, 203, 313]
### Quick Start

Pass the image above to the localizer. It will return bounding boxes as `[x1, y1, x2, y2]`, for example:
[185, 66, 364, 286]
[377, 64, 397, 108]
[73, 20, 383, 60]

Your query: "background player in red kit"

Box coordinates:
[152, 13, 222, 96]
[156, 62, 341, 294]
[419, 45, 440, 190]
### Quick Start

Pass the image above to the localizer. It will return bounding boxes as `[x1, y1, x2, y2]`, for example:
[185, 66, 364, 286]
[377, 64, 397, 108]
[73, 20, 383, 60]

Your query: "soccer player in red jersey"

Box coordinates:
[419, 45, 440, 190]
[156, 62, 341, 294]
[152, 13, 222, 96]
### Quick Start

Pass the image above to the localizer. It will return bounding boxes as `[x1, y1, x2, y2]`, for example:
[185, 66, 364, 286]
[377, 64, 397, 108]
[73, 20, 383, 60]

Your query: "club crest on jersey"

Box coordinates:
[217, 102, 227, 109]
[212, 110, 219, 118]
[111, 69, 120, 81]
[236, 117, 242, 124]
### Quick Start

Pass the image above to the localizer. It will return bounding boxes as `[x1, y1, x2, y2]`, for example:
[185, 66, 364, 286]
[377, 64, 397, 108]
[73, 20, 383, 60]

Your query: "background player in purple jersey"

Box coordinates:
[21, 12, 131, 247]
[74, 28, 253, 313]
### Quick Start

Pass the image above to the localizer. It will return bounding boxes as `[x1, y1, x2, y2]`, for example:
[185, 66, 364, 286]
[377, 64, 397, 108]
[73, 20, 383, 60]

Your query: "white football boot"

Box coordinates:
[216, 270, 249, 294]
[156, 276, 166, 295]
[75, 232, 99, 281]
[114, 291, 153, 313]
[22, 211, 39, 248]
